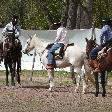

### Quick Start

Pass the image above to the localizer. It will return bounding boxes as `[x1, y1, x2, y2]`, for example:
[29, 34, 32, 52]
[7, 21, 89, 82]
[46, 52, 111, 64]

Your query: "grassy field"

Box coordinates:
[0, 70, 75, 86]
[0, 70, 112, 84]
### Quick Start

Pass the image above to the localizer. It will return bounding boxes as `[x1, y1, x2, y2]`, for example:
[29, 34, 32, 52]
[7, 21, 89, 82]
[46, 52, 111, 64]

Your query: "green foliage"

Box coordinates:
[94, 0, 112, 28]
[0, 0, 112, 29]
[0, 0, 64, 29]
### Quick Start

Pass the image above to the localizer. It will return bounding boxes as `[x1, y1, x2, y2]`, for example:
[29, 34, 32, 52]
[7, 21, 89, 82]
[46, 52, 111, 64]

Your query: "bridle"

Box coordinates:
[86, 39, 98, 58]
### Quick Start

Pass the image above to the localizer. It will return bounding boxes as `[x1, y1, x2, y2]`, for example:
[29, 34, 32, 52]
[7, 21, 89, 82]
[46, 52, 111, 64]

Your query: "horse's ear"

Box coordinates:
[94, 38, 96, 41]
[85, 38, 88, 42]
[30, 36, 32, 40]
[34, 34, 36, 37]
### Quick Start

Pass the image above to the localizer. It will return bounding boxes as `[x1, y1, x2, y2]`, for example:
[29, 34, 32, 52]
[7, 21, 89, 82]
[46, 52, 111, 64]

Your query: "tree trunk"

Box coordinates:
[61, 0, 69, 27]
[76, 0, 94, 29]
[67, 0, 79, 29]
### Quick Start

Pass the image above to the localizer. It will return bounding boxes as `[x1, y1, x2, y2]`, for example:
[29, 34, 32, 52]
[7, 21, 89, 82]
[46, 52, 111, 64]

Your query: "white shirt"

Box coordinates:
[54, 26, 68, 44]
[2, 22, 21, 38]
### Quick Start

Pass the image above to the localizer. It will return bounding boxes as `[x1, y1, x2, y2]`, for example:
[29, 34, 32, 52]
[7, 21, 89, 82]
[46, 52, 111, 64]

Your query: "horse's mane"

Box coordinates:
[32, 34, 48, 44]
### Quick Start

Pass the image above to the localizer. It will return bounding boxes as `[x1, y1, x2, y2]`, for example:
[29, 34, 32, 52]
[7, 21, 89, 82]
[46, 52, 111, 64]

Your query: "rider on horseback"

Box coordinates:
[2, 15, 21, 39]
[47, 21, 68, 69]
[1, 15, 22, 63]
[89, 18, 112, 72]
[2, 15, 22, 49]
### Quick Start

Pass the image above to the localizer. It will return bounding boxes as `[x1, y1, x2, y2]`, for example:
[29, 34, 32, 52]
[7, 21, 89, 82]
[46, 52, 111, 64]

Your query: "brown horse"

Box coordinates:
[2, 33, 22, 86]
[85, 37, 112, 97]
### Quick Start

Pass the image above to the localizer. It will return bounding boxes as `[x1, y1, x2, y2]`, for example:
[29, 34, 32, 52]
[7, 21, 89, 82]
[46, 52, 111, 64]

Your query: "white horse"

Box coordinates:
[23, 34, 87, 93]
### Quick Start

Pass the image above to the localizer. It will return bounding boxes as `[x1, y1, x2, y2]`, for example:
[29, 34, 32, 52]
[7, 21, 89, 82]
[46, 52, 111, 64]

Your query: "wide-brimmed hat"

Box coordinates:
[12, 15, 19, 20]
[102, 18, 112, 22]
[53, 21, 63, 26]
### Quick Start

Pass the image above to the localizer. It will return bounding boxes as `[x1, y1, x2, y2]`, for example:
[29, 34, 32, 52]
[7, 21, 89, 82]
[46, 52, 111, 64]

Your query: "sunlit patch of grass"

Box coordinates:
[0, 70, 76, 86]
[21, 70, 48, 77]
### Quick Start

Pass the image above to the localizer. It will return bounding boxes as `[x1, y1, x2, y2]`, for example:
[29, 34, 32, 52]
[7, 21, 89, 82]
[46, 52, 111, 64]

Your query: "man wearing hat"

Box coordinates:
[89, 18, 112, 72]
[2, 15, 21, 39]
[100, 18, 112, 45]
[47, 21, 68, 69]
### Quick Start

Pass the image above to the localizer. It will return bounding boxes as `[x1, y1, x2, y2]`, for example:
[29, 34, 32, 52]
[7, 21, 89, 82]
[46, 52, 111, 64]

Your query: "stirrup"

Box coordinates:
[93, 68, 100, 73]
[55, 55, 63, 59]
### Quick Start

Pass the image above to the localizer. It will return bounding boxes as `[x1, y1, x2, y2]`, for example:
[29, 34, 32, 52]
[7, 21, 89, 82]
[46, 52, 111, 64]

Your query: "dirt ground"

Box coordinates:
[0, 74, 112, 112]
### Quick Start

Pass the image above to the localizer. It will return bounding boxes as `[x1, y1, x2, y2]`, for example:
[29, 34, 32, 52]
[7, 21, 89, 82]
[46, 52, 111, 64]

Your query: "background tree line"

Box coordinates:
[0, 0, 112, 30]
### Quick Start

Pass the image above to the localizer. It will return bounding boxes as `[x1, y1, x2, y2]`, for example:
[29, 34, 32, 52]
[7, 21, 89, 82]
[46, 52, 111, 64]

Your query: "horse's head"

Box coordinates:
[6, 32, 15, 42]
[22, 34, 36, 55]
[3, 32, 16, 50]
[85, 38, 97, 58]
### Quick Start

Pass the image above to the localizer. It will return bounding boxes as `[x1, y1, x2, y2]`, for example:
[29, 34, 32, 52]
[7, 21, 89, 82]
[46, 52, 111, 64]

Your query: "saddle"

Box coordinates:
[89, 45, 112, 73]
[97, 43, 112, 60]
[46, 43, 74, 60]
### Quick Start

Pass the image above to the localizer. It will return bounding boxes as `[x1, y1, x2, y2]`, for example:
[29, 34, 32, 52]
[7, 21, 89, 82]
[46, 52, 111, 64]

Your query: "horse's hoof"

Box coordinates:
[11, 83, 15, 86]
[72, 80, 76, 84]
[17, 83, 21, 88]
[49, 87, 52, 92]
[102, 93, 106, 97]
[82, 91, 86, 94]
[95, 93, 98, 97]
[6, 84, 9, 86]
[29, 77, 33, 81]
[82, 90, 87, 94]
[75, 88, 79, 93]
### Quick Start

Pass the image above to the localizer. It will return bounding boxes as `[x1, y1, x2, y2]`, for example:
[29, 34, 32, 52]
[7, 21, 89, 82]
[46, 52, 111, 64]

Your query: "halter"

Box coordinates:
[86, 38, 98, 58]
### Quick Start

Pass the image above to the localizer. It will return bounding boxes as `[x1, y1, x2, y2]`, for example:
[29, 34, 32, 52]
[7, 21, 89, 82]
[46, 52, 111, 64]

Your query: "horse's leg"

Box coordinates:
[5, 64, 9, 86]
[105, 71, 108, 86]
[70, 66, 76, 84]
[9, 63, 15, 86]
[47, 68, 54, 91]
[75, 68, 87, 93]
[19, 57, 21, 72]
[94, 73, 99, 97]
[16, 61, 21, 84]
[81, 67, 87, 94]
[84, 60, 95, 86]
[101, 71, 106, 97]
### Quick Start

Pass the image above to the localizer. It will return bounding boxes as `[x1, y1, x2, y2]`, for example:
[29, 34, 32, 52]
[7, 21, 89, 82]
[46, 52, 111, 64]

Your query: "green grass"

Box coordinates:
[0, 70, 76, 86]
[1, 70, 112, 86]
[0, 70, 73, 78]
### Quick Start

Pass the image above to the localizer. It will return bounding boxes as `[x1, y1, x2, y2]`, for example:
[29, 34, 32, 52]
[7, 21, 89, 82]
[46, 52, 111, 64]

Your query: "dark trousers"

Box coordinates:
[89, 47, 102, 59]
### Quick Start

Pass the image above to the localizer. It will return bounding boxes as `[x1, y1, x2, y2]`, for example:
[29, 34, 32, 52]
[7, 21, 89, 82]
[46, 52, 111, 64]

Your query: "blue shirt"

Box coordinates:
[100, 25, 112, 45]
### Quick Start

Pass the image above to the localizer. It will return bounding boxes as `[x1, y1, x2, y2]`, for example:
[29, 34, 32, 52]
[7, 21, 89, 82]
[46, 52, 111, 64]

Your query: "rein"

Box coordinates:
[36, 48, 46, 70]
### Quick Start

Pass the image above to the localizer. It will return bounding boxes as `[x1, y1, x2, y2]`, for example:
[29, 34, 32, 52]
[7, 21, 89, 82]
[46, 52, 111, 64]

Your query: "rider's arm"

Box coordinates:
[2, 24, 9, 36]
[100, 25, 111, 45]
[15, 25, 21, 38]
[100, 25, 107, 45]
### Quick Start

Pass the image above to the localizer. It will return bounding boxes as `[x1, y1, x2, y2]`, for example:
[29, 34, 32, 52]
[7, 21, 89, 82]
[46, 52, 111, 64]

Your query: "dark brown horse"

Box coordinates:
[2, 33, 22, 86]
[0, 41, 3, 64]
[85, 37, 112, 97]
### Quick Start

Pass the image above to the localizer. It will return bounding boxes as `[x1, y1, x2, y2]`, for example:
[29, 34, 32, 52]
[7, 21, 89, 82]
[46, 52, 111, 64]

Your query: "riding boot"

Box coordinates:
[89, 59, 100, 72]
[46, 64, 56, 69]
